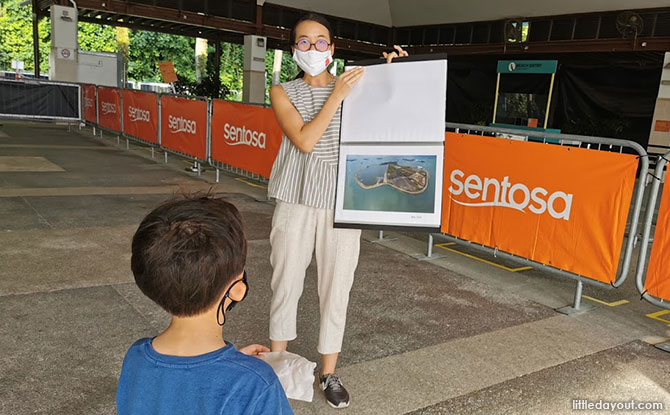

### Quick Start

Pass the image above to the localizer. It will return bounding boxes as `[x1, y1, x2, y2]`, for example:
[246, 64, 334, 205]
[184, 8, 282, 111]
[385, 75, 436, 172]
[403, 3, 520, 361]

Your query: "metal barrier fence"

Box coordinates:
[106, 87, 162, 162]
[0, 78, 81, 121]
[209, 159, 271, 184]
[0, 80, 279, 184]
[156, 93, 209, 166]
[77, 84, 269, 182]
[418, 122, 649, 313]
[4, 80, 654, 314]
[635, 151, 670, 309]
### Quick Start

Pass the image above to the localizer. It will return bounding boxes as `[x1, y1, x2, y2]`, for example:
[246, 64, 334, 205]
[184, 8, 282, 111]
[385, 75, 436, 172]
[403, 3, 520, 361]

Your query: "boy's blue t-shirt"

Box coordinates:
[116, 338, 293, 415]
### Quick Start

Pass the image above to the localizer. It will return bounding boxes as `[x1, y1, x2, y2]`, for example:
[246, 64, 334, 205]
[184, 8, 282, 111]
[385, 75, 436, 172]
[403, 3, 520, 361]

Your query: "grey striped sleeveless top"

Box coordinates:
[268, 77, 340, 209]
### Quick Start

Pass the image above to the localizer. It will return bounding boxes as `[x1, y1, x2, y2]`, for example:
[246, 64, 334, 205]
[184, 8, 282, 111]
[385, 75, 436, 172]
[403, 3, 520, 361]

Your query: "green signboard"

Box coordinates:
[497, 60, 558, 74]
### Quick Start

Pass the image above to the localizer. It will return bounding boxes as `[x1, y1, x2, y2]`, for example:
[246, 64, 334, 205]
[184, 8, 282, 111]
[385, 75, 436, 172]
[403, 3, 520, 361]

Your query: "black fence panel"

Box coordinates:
[0, 79, 80, 120]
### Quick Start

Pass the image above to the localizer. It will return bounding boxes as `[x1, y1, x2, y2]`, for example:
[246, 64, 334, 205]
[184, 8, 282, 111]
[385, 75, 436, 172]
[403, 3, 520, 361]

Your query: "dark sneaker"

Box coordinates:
[320, 374, 350, 409]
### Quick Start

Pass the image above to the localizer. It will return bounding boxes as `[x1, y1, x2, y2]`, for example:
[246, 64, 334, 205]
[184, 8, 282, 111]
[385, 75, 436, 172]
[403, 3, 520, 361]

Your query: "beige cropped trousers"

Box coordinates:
[269, 201, 361, 355]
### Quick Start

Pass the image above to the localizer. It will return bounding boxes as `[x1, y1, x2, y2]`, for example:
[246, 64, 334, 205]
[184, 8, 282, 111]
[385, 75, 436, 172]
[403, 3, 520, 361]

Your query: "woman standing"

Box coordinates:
[268, 13, 407, 409]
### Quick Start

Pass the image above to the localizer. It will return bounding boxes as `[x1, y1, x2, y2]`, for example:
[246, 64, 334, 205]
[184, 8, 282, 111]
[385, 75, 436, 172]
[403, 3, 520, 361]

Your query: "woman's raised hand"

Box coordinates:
[333, 67, 365, 101]
[382, 45, 409, 63]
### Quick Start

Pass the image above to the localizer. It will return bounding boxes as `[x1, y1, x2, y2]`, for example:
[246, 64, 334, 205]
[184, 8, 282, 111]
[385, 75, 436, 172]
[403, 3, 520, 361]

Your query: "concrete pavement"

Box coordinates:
[0, 120, 668, 415]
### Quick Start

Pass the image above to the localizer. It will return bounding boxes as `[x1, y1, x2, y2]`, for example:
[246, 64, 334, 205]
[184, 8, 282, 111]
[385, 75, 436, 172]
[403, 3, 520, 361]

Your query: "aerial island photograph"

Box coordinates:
[343, 155, 437, 213]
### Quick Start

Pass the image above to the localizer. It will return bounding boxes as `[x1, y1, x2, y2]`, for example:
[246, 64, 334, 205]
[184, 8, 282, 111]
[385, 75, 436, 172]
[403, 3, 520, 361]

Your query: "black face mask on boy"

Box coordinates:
[216, 271, 249, 326]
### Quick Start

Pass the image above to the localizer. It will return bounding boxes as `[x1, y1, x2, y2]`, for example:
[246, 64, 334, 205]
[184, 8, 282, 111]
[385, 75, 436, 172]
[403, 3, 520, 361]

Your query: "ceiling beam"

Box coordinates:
[75, 0, 256, 33]
[68, 0, 670, 57]
[72, 0, 385, 56]
[408, 37, 670, 55]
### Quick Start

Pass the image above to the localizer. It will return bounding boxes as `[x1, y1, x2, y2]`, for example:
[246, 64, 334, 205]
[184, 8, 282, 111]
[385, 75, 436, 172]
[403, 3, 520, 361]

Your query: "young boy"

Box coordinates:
[116, 195, 293, 415]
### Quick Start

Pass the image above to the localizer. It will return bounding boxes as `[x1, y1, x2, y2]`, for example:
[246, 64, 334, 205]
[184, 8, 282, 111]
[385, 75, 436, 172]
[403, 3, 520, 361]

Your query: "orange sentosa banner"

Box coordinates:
[441, 133, 638, 284]
[643, 177, 670, 300]
[82, 84, 96, 123]
[210, 100, 282, 178]
[160, 96, 207, 160]
[122, 90, 158, 144]
[97, 86, 121, 131]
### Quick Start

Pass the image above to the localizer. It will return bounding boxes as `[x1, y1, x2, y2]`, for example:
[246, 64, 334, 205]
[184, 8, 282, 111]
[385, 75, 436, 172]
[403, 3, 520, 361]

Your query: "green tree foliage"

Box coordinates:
[0, 0, 49, 72]
[0, 0, 116, 73]
[220, 42, 244, 99]
[0, 0, 332, 103]
[115, 27, 129, 68]
[127, 30, 196, 83]
[216, 44, 298, 102]
[77, 21, 116, 53]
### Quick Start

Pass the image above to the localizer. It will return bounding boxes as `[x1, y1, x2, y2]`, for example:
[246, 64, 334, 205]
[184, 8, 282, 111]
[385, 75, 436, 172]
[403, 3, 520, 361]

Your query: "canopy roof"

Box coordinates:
[269, 0, 670, 27]
[40, 1, 670, 57]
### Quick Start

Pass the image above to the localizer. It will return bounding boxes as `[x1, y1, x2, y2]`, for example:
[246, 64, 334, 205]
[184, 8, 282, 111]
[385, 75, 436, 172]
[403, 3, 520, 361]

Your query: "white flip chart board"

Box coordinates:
[341, 59, 447, 144]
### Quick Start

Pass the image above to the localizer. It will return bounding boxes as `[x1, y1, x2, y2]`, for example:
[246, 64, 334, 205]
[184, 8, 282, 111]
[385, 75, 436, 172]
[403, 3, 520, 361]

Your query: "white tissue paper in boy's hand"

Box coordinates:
[261, 351, 317, 402]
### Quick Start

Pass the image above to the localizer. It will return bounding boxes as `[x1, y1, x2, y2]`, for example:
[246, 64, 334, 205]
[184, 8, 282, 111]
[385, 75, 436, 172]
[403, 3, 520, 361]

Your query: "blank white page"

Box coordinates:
[341, 59, 447, 143]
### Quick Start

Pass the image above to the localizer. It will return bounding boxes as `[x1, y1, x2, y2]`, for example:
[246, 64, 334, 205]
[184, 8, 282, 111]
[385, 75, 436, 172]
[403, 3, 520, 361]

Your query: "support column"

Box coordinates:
[272, 49, 282, 86]
[49, 4, 78, 82]
[195, 38, 208, 84]
[31, 0, 40, 78]
[243, 35, 267, 104]
[329, 59, 338, 77]
[214, 41, 222, 98]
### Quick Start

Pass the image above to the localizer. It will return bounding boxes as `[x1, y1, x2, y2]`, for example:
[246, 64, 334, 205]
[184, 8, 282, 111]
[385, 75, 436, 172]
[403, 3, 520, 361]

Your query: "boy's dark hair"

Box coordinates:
[131, 195, 247, 317]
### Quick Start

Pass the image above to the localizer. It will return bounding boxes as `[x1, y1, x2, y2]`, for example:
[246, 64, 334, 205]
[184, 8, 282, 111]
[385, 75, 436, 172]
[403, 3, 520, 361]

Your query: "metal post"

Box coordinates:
[93, 126, 96, 136]
[572, 280, 583, 310]
[371, 229, 396, 244]
[410, 233, 446, 261]
[214, 42, 222, 99]
[492, 73, 501, 124]
[216, 168, 220, 183]
[556, 279, 594, 315]
[126, 138, 129, 149]
[151, 147, 155, 159]
[197, 162, 201, 176]
[117, 135, 120, 145]
[206, 99, 212, 162]
[544, 73, 556, 129]
[157, 95, 162, 146]
[120, 88, 124, 138]
[95, 86, 99, 128]
[31, 0, 40, 78]
[635, 152, 670, 309]
[427, 233, 434, 258]
[164, 151, 168, 164]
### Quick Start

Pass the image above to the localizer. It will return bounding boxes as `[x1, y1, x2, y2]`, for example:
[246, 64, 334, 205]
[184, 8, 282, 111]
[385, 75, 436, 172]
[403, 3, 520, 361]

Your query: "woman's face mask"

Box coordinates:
[292, 49, 333, 77]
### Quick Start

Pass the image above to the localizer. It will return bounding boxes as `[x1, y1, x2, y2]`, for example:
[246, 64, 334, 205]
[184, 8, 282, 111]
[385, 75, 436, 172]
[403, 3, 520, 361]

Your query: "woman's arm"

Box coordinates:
[270, 67, 364, 153]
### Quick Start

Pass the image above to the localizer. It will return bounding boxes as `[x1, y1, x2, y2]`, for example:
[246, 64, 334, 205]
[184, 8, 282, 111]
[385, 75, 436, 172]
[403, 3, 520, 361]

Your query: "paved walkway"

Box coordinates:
[1, 121, 669, 414]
